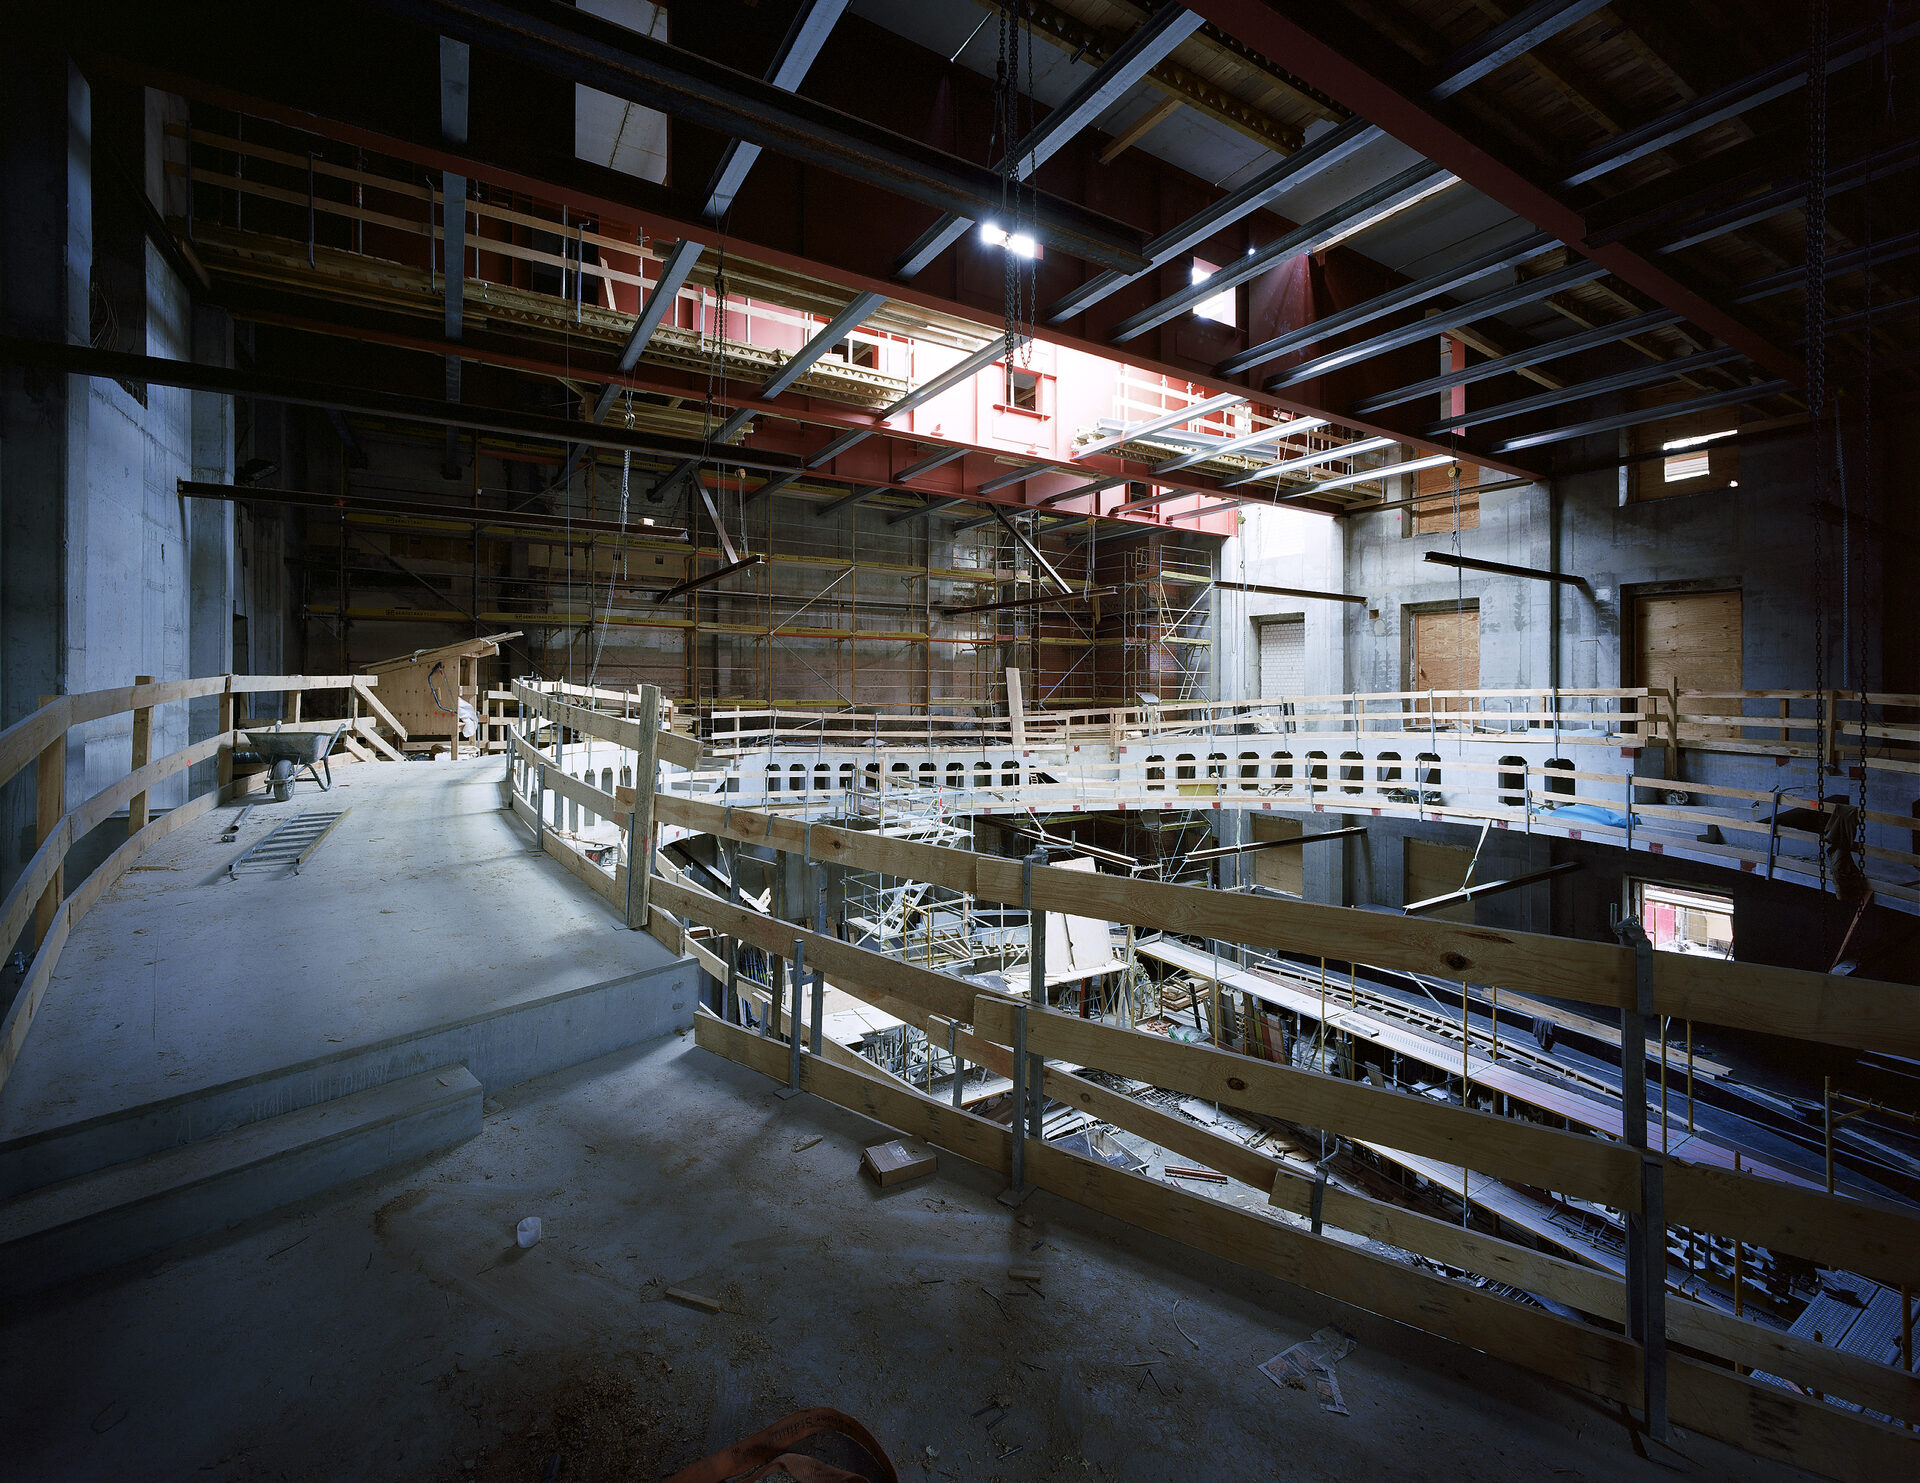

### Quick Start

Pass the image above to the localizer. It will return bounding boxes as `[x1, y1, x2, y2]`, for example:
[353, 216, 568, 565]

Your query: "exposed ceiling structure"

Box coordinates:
[46, 0, 1917, 539]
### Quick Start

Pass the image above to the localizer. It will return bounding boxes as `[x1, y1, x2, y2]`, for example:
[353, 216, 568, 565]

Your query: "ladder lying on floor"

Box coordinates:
[226, 809, 352, 880]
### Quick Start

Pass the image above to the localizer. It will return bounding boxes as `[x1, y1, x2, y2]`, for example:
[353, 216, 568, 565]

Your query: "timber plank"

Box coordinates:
[974, 997, 1640, 1210]
[656, 795, 1920, 1056]
[695, 1011, 1912, 1479]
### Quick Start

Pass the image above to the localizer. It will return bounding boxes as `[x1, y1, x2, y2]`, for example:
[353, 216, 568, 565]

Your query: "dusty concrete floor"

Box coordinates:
[0, 757, 675, 1139]
[0, 1034, 1822, 1483]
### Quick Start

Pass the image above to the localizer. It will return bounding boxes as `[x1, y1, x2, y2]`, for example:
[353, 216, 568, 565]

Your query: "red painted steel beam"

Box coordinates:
[1181, 1, 1805, 387]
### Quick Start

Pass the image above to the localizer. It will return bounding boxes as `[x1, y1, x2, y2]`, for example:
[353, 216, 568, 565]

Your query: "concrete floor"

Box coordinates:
[0, 1033, 1823, 1483]
[0, 756, 677, 1140]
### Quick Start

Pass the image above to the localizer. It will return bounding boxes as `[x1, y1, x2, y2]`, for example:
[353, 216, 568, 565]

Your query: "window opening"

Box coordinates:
[1632, 881, 1734, 958]
[1190, 259, 1236, 327]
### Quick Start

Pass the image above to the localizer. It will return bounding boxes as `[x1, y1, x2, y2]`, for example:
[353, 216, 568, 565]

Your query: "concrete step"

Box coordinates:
[0, 1065, 480, 1297]
[0, 958, 692, 1201]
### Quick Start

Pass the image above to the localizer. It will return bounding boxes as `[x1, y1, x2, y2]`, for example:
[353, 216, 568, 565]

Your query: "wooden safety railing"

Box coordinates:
[706, 686, 1920, 765]
[0, 672, 392, 1094]
[617, 794, 1920, 1479]
[500, 679, 697, 930]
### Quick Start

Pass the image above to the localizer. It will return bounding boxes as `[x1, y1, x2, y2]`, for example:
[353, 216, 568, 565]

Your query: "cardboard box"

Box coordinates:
[861, 1138, 938, 1188]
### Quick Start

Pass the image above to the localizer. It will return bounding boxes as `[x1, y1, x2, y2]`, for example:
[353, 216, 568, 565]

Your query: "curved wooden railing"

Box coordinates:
[679, 685, 1920, 908]
[623, 796, 1920, 1479]
[0, 672, 400, 1093]
[485, 678, 1920, 1473]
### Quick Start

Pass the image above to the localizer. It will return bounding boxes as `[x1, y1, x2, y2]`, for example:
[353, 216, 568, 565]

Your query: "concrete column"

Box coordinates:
[0, 48, 90, 902]
[187, 304, 235, 793]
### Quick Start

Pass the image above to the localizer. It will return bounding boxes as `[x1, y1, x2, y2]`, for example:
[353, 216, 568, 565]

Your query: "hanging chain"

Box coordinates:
[1806, 0, 1831, 884]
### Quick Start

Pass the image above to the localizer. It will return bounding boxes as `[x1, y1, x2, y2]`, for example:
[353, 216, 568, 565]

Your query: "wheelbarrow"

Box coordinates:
[244, 725, 346, 801]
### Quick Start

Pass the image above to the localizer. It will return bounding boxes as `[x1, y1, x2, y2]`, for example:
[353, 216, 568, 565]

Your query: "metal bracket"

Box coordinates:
[778, 936, 806, 1098]
[1611, 909, 1668, 1443]
[997, 999, 1035, 1207]
[1309, 1148, 1339, 1235]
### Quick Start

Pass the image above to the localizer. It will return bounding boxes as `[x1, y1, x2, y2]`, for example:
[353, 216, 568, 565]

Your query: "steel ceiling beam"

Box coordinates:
[1263, 260, 1610, 393]
[1035, 473, 1132, 508]
[1077, 391, 1248, 457]
[1218, 435, 1396, 489]
[819, 486, 882, 517]
[1652, 138, 1920, 256]
[758, 289, 888, 399]
[1151, 416, 1327, 475]
[1351, 231, 1913, 420]
[1045, 115, 1383, 323]
[887, 495, 969, 525]
[1182, 0, 1805, 384]
[1109, 161, 1449, 342]
[1733, 231, 1920, 302]
[1045, 1, 1603, 330]
[1422, 552, 1584, 586]
[591, 237, 703, 423]
[977, 462, 1060, 494]
[702, 0, 850, 221]
[1349, 308, 1687, 415]
[1422, 346, 1748, 436]
[0, 335, 786, 468]
[658, 286, 889, 495]
[893, 446, 969, 482]
[894, 4, 1206, 278]
[882, 336, 1026, 420]
[1558, 8, 1920, 187]
[1487, 380, 1792, 455]
[363, 0, 1150, 270]
[1276, 450, 1451, 500]
[178, 480, 687, 542]
[1425, 0, 1613, 102]
[1215, 230, 1555, 376]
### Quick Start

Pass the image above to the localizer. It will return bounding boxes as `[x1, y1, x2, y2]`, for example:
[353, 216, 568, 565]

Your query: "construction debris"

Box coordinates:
[1260, 1325, 1356, 1415]
[861, 1138, 937, 1188]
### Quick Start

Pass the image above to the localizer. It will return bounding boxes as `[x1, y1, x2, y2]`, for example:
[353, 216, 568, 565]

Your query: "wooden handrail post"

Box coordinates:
[217, 678, 236, 791]
[128, 675, 156, 834]
[33, 696, 66, 947]
[625, 682, 661, 931]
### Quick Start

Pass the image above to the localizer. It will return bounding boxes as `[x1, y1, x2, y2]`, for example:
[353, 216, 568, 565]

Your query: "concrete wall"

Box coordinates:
[1208, 414, 1907, 965]
[0, 56, 281, 966]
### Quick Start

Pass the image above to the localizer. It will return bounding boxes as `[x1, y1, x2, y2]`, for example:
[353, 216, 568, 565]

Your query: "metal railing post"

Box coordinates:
[781, 937, 806, 1097]
[1613, 908, 1668, 1442]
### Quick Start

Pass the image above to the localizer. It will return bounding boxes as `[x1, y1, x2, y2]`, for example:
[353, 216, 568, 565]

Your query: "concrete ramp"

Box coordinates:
[0, 755, 697, 1290]
[0, 1067, 481, 1297]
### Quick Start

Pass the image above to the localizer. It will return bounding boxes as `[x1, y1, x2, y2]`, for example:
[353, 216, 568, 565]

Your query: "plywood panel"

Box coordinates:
[1634, 590, 1742, 735]
[1413, 461, 1480, 532]
[1406, 837, 1475, 924]
[1251, 814, 1303, 895]
[1411, 608, 1478, 717]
